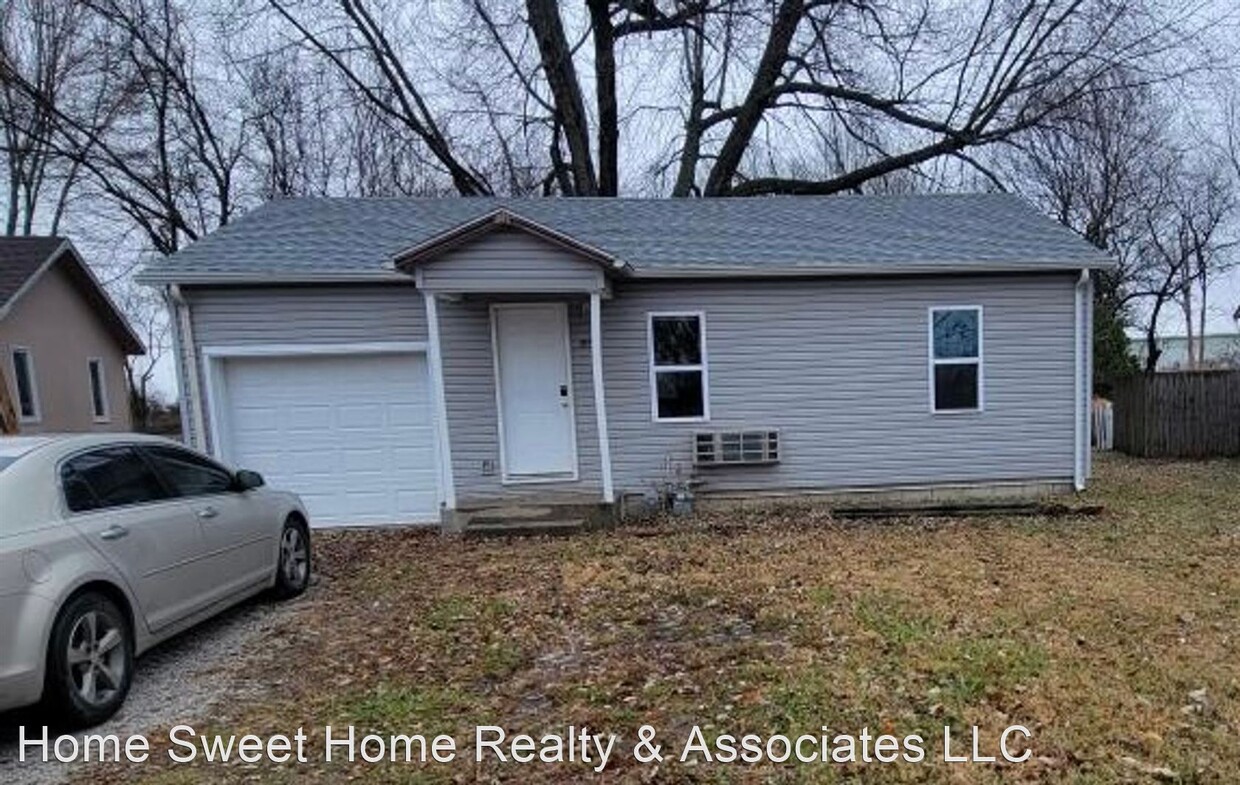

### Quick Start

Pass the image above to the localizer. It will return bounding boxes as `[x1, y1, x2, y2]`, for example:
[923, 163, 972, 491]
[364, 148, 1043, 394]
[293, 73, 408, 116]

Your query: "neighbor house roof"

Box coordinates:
[137, 193, 1115, 284]
[0, 237, 145, 355]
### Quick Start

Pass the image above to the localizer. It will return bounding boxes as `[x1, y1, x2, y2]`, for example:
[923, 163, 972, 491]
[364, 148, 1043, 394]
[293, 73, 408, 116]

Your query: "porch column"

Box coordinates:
[423, 292, 457, 510]
[590, 292, 615, 503]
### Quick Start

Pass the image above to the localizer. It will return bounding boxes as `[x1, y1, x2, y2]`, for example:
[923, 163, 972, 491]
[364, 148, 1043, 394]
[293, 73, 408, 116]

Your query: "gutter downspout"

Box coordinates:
[1073, 269, 1090, 491]
[165, 285, 207, 452]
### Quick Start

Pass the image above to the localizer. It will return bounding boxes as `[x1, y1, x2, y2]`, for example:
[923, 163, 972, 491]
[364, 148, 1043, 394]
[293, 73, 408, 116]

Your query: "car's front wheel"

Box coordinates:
[44, 592, 133, 728]
[273, 516, 311, 599]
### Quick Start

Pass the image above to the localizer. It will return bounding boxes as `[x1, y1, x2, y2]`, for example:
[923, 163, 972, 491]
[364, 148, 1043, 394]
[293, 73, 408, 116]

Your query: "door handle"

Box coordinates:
[100, 525, 129, 541]
[197, 506, 219, 520]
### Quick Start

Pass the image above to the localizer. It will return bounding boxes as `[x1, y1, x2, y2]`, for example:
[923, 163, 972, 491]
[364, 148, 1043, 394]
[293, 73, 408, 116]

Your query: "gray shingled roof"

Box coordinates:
[138, 193, 1114, 283]
[0, 237, 67, 308]
[0, 236, 145, 354]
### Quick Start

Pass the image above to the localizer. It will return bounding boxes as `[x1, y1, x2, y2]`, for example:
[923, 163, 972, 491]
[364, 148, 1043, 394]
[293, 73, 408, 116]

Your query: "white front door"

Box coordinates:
[492, 303, 577, 480]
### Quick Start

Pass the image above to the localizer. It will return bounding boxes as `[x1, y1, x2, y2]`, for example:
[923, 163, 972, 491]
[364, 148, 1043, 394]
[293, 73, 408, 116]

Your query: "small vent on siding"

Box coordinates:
[694, 431, 780, 466]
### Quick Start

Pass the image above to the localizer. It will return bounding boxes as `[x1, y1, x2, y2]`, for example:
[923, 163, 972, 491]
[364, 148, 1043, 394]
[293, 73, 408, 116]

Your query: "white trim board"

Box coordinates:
[590, 292, 615, 504]
[423, 294, 457, 511]
[201, 341, 428, 359]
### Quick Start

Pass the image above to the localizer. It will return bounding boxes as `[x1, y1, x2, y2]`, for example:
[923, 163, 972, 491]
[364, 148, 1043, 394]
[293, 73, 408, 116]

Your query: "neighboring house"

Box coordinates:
[1131, 334, 1240, 372]
[0, 238, 144, 434]
[138, 195, 1111, 527]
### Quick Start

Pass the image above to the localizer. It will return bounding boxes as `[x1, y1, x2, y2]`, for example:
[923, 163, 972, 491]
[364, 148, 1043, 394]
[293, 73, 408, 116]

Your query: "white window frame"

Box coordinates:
[88, 357, 110, 423]
[10, 346, 41, 423]
[648, 310, 710, 423]
[928, 305, 984, 414]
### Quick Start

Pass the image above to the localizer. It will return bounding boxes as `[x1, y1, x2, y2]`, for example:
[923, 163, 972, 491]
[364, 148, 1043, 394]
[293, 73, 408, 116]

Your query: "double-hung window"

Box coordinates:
[10, 348, 40, 422]
[929, 306, 983, 413]
[649, 312, 709, 421]
[88, 358, 110, 422]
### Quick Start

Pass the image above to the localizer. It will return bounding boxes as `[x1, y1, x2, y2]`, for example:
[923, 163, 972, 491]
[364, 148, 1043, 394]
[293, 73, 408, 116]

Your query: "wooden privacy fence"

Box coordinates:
[1111, 371, 1240, 457]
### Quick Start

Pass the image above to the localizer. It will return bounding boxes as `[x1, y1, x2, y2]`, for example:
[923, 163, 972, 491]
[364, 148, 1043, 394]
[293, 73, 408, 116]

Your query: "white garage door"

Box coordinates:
[219, 352, 438, 526]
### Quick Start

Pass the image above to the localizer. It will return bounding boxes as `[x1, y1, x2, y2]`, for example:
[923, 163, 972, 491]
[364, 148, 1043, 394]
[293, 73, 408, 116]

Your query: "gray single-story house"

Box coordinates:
[138, 194, 1111, 528]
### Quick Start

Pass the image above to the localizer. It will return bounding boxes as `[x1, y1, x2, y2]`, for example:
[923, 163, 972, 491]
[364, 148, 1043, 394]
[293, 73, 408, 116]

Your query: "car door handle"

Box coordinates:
[197, 507, 219, 520]
[100, 525, 129, 541]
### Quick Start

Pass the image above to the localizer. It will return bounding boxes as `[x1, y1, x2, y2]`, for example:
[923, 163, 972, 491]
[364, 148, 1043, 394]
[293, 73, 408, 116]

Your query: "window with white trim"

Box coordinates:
[10, 348, 40, 422]
[649, 312, 709, 421]
[929, 306, 983, 412]
[88, 358, 109, 422]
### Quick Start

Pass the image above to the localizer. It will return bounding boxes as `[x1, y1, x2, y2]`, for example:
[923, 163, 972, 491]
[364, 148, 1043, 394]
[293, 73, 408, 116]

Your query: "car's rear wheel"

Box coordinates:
[273, 516, 311, 599]
[44, 592, 133, 728]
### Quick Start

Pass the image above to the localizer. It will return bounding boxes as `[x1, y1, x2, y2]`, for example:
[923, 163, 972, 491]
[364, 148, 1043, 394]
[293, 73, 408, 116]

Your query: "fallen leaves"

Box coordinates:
[77, 454, 1240, 784]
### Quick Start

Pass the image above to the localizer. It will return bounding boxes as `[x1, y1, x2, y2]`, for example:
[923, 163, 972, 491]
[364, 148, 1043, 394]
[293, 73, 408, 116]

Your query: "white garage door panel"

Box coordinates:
[221, 353, 438, 526]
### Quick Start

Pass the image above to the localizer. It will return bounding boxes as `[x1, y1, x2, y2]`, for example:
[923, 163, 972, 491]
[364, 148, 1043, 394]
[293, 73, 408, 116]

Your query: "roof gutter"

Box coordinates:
[136, 269, 415, 286]
[135, 260, 1114, 287]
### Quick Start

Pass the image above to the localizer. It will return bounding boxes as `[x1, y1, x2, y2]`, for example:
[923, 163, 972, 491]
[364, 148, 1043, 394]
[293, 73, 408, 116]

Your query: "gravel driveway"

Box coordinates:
[0, 595, 297, 785]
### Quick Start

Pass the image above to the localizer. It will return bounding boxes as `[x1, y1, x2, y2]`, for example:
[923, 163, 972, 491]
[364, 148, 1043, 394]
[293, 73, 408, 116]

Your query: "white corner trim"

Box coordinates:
[1073, 269, 1089, 491]
[927, 305, 985, 415]
[169, 285, 208, 452]
[647, 310, 711, 423]
[424, 293, 457, 511]
[590, 293, 615, 503]
[1084, 272, 1094, 482]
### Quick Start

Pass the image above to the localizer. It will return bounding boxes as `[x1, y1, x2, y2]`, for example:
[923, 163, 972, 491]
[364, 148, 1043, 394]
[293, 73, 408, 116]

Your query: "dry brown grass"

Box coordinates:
[86, 454, 1240, 784]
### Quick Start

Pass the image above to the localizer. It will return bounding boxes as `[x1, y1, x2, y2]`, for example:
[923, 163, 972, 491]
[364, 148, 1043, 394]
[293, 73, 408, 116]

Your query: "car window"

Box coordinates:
[60, 447, 171, 513]
[0, 456, 15, 472]
[142, 445, 234, 498]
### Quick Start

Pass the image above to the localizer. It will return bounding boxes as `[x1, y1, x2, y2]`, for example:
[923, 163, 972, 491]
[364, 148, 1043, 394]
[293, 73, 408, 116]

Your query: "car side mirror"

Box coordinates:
[234, 469, 265, 491]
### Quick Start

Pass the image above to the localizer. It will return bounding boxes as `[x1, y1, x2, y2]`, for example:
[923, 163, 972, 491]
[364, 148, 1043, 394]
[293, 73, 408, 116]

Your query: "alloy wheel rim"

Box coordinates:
[281, 527, 308, 586]
[67, 611, 125, 706]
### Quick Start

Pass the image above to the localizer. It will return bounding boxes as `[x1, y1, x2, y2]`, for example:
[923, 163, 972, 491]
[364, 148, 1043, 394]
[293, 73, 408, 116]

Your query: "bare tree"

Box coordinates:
[1132, 165, 1234, 373]
[0, 0, 127, 234]
[115, 279, 169, 429]
[266, 0, 493, 196]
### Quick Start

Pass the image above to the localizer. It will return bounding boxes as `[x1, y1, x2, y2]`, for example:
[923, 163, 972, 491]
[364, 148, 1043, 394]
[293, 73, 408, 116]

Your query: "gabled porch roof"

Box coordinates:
[391, 208, 633, 275]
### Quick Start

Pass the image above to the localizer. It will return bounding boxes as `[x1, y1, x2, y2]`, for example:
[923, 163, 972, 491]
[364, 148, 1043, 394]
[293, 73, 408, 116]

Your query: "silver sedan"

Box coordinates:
[0, 434, 311, 727]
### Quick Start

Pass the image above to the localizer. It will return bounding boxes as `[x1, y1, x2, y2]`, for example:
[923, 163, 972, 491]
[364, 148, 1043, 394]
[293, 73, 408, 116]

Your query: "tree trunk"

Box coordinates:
[1198, 278, 1208, 367]
[1144, 299, 1165, 373]
[587, 0, 618, 196]
[1181, 290, 1195, 371]
[526, 0, 598, 195]
[0, 362, 19, 435]
[702, 0, 804, 196]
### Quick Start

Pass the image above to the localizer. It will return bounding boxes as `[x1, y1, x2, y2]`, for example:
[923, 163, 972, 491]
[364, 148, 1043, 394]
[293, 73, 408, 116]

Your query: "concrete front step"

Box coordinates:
[463, 518, 586, 537]
[448, 499, 615, 535]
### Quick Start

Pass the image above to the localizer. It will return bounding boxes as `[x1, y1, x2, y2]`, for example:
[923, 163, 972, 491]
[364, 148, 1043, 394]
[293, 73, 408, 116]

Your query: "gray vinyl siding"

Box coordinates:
[179, 272, 1082, 506]
[439, 298, 602, 502]
[184, 284, 427, 452]
[186, 284, 426, 345]
[599, 275, 1078, 496]
[417, 229, 606, 293]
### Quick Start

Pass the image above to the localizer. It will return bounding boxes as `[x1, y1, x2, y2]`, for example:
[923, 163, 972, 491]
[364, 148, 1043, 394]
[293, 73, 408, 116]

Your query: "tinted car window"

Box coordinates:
[143, 445, 234, 498]
[61, 447, 170, 513]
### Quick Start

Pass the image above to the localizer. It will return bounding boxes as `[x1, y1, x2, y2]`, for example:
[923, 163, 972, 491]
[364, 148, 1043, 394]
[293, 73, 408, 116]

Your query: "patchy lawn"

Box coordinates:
[84, 455, 1240, 784]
